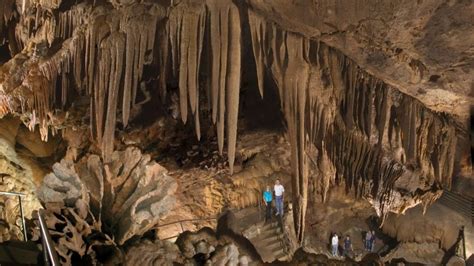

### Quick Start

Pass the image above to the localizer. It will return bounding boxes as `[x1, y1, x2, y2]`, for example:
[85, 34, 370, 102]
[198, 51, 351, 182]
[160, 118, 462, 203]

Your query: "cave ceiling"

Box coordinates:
[0, 0, 472, 244]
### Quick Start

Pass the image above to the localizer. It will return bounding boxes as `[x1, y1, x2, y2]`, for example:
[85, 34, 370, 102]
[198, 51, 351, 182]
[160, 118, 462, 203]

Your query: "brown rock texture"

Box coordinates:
[0, 116, 46, 241]
[37, 147, 177, 264]
[0, 0, 471, 263]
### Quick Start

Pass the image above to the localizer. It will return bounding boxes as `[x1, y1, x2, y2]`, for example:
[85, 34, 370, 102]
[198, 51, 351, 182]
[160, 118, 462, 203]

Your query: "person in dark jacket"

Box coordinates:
[343, 235, 353, 257]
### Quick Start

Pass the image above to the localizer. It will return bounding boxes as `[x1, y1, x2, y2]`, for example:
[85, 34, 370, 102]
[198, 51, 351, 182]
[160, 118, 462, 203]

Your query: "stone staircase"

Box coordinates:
[231, 206, 297, 263]
[249, 220, 289, 262]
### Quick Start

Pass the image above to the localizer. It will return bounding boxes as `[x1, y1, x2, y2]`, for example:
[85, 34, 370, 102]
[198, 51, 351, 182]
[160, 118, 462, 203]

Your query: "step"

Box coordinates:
[267, 241, 284, 252]
[261, 224, 282, 234]
[273, 248, 287, 261]
[256, 229, 281, 240]
[259, 234, 281, 244]
[262, 221, 278, 230]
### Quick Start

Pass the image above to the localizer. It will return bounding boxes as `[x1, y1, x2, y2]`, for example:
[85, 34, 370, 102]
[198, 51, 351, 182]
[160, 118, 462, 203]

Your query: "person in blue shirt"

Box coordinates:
[263, 185, 273, 222]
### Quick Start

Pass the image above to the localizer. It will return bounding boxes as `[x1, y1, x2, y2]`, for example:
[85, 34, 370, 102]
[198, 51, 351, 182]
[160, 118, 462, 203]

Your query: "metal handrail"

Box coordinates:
[0, 191, 26, 197]
[0, 191, 59, 265]
[36, 209, 60, 266]
[0, 191, 27, 241]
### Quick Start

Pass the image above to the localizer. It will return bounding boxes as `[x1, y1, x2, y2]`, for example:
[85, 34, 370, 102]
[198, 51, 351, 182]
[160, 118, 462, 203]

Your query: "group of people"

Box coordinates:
[262, 179, 285, 221]
[330, 230, 377, 257]
[331, 234, 353, 257]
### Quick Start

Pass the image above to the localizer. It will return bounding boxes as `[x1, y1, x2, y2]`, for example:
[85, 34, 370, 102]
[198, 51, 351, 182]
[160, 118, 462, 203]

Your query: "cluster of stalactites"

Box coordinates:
[247, 9, 458, 242]
[6, 0, 244, 169]
[1, 1, 460, 227]
[17, 4, 162, 160]
[167, 0, 242, 173]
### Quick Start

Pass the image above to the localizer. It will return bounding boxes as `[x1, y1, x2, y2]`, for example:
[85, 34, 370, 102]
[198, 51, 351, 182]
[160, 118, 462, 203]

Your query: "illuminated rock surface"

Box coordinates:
[0, 0, 472, 264]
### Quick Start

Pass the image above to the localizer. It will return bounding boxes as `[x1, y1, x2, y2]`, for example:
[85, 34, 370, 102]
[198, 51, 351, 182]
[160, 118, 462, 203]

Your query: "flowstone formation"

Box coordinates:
[0, 0, 472, 264]
[37, 147, 177, 264]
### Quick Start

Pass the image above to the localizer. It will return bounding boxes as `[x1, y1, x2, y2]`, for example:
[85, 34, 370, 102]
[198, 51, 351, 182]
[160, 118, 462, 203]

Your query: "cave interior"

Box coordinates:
[0, 0, 473, 265]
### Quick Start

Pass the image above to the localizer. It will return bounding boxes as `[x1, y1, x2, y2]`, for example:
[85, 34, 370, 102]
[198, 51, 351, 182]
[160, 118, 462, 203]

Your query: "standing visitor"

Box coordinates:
[370, 230, 376, 252]
[263, 186, 273, 222]
[365, 230, 372, 251]
[331, 233, 339, 257]
[343, 235, 352, 257]
[274, 179, 285, 216]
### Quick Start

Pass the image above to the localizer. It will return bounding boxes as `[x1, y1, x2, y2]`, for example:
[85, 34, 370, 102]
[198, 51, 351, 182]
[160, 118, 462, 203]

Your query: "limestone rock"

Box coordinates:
[124, 239, 185, 266]
[175, 227, 254, 265]
[16, 126, 60, 157]
[0, 130, 43, 241]
[383, 242, 444, 265]
[37, 146, 178, 263]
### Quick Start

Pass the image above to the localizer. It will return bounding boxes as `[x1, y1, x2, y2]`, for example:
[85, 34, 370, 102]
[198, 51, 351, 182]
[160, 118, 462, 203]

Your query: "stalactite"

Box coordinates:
[101, 33, 125, 161]
[0, 0, 16, 44]
[247, 12, 311, 241]
[246, 10, 461, 242]
[120, 7, 159, 127]
[0, 3, 465, 240]
[169, 4, 205, 124]
[168, 0, 242, 172]
[225, 6, 241, 174]
[248, 10, 266, 98]
[158, 22, 169, 102]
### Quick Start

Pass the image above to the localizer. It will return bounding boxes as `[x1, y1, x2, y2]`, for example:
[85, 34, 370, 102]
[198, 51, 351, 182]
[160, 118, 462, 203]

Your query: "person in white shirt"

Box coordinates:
[331, 233, 339, 257]
[274, 179, 285, 216]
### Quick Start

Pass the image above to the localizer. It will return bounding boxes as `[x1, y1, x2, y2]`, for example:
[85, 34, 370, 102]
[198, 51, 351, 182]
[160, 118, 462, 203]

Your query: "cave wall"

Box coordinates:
[0, 0, 471, 246]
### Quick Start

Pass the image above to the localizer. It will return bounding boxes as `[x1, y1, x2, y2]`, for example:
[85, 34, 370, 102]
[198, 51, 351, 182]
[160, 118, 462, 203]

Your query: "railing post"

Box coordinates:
[461, 226, 466, 260]
[37, 209, 60, 266]
[18, 195, 27, 241]
[41, 229, 50, 266]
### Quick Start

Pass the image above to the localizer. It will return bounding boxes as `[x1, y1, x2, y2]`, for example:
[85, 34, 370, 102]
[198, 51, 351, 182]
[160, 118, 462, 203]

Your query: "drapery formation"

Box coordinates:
[0, 0, 463, 244]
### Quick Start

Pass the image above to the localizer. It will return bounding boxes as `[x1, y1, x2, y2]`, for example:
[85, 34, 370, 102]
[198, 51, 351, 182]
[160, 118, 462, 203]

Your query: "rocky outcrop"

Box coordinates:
[124, 239, 185, 266]
[0, 116, 44, 241]
[37, 147, 177, 264]
[383, 242, 445, 265]
[381, 201, 472, 264]
[124, 226, 258, 265]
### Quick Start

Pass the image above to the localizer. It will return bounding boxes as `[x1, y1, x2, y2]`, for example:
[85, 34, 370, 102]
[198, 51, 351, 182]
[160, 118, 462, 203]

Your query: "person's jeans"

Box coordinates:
[265, 201, 272, 221]
[332, 244, 338, 256]
[275, 196, 283, 216]
[343, 248, 350, 257]
[365, 240, 371, 251]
